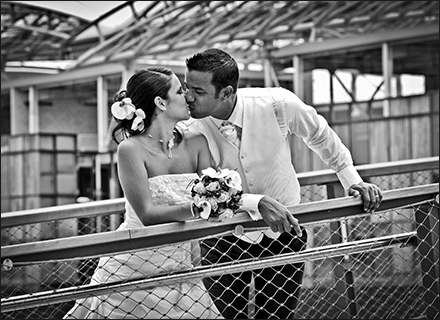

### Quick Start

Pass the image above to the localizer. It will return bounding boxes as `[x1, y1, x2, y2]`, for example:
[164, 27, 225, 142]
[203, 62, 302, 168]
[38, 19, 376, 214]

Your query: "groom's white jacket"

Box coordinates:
[179, 87, 362, 242]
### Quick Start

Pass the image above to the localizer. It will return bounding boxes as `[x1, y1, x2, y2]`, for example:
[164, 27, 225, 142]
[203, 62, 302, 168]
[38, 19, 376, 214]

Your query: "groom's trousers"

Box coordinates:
[200, 226, 308, 319]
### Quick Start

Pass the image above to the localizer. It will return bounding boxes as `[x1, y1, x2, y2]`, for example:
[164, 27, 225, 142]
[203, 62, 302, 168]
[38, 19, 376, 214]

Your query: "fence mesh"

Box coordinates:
[1, 170, 439, 319]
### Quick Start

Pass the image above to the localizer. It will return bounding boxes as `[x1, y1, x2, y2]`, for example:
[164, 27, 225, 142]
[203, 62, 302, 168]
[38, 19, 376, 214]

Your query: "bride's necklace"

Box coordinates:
[147, 133, 175, 159]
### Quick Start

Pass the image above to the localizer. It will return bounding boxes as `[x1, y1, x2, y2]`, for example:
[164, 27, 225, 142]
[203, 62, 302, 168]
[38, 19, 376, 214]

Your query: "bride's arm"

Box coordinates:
[117, 140, 197, 225]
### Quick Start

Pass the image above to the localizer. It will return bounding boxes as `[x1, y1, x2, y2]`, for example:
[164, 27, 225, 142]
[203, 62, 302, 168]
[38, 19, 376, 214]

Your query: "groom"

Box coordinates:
[181, 48, 382, 319]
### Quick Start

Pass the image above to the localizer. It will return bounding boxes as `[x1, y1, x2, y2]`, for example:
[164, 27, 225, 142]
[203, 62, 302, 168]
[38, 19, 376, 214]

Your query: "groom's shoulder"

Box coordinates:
[178, 117, 207, 127]
[238, 87, 268, 97]
[178, 118, 198, 128]
[176, 118, 209, 133]
[238, 87, 294, 98]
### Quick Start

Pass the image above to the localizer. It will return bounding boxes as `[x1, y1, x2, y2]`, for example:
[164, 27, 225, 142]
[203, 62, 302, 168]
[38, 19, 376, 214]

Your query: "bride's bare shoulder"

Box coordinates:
[116, 137, 146, 160]
[117, 137, 138, 151]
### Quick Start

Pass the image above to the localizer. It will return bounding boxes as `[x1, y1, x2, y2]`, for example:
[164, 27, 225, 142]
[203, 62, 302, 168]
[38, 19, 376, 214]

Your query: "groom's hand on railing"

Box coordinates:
[348, 182, 383, 213]
[258, 196, 302, 236]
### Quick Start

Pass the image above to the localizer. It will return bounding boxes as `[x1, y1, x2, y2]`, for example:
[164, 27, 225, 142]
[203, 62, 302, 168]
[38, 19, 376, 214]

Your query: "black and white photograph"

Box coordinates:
[1, 1, 438, 319]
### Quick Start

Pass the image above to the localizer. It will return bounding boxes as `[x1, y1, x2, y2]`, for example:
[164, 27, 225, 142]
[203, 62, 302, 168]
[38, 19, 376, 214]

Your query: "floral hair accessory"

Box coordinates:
[111, 97, 146, 132]
[131, 109, 146, 131]
[111, 97, 136, 120]
[190, 167, 243, 221]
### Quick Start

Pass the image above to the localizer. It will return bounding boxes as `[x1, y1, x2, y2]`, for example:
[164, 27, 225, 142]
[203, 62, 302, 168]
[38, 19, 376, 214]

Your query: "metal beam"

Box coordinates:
[1, 63, 126, 91]
[272, 24, 439, 58]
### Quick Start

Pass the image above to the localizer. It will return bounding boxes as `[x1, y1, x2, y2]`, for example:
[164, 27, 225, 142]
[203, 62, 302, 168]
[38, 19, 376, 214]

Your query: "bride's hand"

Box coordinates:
[258, 196, 302, 236]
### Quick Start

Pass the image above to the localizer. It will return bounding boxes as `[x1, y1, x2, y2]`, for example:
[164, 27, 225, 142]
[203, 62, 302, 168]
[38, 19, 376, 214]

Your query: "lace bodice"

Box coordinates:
[149, 173, 198, 206]
[122, 173, 198, 229]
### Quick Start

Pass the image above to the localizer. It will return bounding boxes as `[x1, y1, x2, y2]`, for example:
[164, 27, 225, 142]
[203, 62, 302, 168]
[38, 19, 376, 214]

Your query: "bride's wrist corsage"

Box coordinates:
[190, 167, 243, 221]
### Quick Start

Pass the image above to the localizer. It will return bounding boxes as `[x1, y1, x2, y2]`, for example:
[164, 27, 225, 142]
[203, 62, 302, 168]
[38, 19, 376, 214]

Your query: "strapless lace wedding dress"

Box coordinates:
[64, 173, 223, 319]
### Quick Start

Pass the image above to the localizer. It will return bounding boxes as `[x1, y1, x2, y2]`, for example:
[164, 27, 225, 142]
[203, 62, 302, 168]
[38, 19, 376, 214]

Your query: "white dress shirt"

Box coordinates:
[181, 87, 363, 244]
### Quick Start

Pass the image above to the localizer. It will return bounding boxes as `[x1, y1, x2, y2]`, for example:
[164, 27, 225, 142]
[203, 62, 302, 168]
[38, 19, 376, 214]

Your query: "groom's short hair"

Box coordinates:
[186, 48, 239, 95]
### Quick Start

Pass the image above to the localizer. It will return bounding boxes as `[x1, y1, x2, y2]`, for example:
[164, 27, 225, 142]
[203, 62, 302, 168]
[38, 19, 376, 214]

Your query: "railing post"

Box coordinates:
[415, 194, 439, 319]
[327, 182, 358, 319]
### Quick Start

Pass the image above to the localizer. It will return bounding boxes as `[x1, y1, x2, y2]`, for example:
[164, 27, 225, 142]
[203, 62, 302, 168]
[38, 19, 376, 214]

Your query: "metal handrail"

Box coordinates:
[1, 156, 438, 228]
[2, 184, 438, 264]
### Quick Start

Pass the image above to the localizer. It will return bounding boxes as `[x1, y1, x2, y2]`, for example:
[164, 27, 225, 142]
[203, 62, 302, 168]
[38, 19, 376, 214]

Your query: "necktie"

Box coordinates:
[219, 121, 241, 147]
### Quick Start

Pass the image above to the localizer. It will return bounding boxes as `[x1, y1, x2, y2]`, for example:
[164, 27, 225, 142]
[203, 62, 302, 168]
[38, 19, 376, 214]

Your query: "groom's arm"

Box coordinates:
[282, 89, 382, 213]
[241, 194, 302, 236]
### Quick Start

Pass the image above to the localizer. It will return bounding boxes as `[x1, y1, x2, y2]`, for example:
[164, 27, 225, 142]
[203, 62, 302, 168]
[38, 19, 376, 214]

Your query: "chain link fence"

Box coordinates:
[1, 165, 438, 319]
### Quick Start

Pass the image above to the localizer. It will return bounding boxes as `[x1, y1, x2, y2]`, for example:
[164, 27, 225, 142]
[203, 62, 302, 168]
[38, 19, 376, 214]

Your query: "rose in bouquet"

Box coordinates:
[190, 167, 243, 221]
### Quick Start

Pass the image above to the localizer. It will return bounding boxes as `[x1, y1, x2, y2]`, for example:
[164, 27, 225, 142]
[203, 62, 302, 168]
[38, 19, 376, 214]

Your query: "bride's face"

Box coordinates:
[166, 74, 191, 121]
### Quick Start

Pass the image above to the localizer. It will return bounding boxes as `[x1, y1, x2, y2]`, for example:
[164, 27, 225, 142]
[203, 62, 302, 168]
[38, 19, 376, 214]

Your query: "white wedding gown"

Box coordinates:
[64, 173, 223, 319]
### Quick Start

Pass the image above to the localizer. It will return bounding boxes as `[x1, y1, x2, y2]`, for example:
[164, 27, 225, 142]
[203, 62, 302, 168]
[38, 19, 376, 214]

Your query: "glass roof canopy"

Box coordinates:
[1, 1, 439, 78]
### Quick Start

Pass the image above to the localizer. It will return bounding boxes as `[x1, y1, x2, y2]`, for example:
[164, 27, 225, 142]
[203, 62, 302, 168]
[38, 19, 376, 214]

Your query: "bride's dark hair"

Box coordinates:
[111, 66, 174, 144]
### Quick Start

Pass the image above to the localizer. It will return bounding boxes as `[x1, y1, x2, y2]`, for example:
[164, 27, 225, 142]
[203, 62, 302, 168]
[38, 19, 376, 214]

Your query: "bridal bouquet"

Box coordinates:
[190, 167, 243, 220]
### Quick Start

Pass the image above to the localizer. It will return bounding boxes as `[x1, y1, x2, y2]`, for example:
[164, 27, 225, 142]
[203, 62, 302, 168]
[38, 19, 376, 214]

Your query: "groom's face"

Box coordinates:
[184, 70, 226, 119]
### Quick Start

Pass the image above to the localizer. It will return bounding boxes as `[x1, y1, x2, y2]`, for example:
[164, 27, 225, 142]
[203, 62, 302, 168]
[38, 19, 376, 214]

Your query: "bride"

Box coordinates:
[64, 66, 222, 319]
